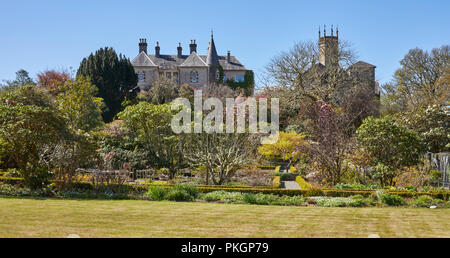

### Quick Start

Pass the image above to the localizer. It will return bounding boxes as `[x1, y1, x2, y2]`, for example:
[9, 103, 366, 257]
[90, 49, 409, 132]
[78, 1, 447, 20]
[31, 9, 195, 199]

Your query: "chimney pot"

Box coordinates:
[177, 42, 182, 58]
[139, 38, 148, 54]
[155, 41, 160, 57]
[189, 39, 197, 54]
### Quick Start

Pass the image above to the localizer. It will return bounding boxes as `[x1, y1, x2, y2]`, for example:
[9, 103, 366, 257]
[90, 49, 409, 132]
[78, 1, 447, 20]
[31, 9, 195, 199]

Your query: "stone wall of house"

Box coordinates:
[179, 67, 208, 89]
[223, 71, 246, 82]
[136, 68, 157, 91]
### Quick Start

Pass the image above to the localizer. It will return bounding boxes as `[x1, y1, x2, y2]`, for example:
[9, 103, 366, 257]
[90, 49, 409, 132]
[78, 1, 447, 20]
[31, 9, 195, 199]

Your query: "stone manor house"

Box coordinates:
[131, 28, 379, 96]
[131, 33, 250, 91]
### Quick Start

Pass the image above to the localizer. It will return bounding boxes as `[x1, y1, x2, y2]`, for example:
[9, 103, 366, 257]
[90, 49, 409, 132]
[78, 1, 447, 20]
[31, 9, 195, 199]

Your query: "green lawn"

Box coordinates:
[0, 197, 449, 238]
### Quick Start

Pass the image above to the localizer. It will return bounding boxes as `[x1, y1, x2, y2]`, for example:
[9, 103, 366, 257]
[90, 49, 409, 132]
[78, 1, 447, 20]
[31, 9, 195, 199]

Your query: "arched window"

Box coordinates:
[190, 70, 199, 83]
[215, 70, 220, 81]
[138, 71, 145, 82]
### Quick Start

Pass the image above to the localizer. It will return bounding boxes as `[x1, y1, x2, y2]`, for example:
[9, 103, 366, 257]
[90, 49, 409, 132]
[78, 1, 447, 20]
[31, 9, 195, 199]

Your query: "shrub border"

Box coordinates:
[1, 176, 448, 200]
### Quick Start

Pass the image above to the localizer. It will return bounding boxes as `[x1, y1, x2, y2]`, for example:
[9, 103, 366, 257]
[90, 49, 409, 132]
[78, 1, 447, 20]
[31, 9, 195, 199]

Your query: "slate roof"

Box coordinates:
[206, 35, 219, 66]
[180, 51, 207, 67]
[132, 52, 247, 71]
[131, 51, 157, 67]
[351, 61, 376, 68]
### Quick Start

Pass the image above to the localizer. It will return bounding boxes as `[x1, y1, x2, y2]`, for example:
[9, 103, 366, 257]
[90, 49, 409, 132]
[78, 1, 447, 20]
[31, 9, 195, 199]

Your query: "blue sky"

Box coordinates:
[1, 0, 449, 86]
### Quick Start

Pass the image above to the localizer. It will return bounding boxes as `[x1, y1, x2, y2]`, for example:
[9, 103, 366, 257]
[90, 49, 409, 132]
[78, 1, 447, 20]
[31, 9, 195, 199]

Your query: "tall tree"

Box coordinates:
[117, 102, 183, 178]
[382, 45, 449, 113]
[77, 47, 138, 122]
[57, 76, 104, 132]
[0, 85, 68, 188]
[1, 69, 35, 89]
[184, 132, 257, 185]
[357, 116, 423, 186]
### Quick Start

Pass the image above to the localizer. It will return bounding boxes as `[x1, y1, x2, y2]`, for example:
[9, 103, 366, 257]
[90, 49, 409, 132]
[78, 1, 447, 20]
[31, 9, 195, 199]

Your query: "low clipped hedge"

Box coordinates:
[0, 176, 25, 186]
[1, 176, 449, 200]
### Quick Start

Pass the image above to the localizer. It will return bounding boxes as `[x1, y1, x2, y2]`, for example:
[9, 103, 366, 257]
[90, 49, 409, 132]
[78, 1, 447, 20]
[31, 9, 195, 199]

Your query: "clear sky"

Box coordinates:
[1, 0, 449, 86]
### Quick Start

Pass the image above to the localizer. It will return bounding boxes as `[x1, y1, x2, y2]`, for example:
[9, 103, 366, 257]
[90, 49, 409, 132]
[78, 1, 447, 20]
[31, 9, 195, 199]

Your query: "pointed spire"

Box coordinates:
[324, 25, 326, 37]
[336, 25, 339, 37]
[206, 31, 219, 66]
[331, 25, 334, 37]
[319, 26, 321, 38]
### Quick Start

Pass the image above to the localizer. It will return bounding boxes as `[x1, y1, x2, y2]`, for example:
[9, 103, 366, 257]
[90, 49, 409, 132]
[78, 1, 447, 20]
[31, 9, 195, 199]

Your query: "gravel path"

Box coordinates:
[282, 181, 301, 190]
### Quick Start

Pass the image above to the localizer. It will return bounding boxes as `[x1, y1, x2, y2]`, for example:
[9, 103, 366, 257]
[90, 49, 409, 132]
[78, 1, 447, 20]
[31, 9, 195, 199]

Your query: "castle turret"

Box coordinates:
[206, 32, 220, 83]
[319, 25, 339, 66]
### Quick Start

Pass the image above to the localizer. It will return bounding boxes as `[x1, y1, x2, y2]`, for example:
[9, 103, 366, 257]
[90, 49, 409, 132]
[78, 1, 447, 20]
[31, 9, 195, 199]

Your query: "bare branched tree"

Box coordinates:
[183, 132, 258, 185]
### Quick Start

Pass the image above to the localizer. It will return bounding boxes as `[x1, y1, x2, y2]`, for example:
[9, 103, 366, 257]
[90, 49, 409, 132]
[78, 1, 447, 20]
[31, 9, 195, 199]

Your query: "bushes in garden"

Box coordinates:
[272, 176, 281, 188]
[1, 174, 449, 201]
[333, 183, 378, 190]
[377, 193, 404, 206]
[147, 184, 199, 202]
[2, 178, 450, 208]
[167, 189, 194, 202]
[201, 191, 306, 206]
[296, 176, 312, 189]
[147, 186, 168, 201]
[410, 195, 443, 208]
[201, 191, 245, 203]
[309, 195, 368, 207]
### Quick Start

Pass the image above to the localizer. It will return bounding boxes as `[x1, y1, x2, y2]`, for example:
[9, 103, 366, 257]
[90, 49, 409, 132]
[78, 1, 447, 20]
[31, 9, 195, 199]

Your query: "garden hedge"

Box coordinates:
[1, 176, 449, 200]
[0, 176, 24, 186]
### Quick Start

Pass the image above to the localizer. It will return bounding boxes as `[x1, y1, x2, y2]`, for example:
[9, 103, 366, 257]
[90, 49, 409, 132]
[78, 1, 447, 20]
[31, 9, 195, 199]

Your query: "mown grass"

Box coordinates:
[0, 196, 449, 238]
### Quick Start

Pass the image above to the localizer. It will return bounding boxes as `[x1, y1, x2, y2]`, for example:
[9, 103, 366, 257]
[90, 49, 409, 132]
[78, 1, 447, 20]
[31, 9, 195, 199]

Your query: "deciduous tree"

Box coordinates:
[258, 131, 308, 172]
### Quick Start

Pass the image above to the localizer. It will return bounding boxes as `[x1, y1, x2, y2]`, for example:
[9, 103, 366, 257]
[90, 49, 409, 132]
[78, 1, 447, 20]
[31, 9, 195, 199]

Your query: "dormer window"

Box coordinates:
[190, 70, 199, 83]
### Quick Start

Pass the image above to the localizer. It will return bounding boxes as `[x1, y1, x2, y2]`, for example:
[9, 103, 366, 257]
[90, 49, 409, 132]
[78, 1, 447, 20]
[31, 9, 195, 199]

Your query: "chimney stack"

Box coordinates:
[227, 50, 231, 63]
[139, 38, 147, 54]
[177, 42, 182, 58]
[189, 40, 197, 54]
[155, 41, 160, 57]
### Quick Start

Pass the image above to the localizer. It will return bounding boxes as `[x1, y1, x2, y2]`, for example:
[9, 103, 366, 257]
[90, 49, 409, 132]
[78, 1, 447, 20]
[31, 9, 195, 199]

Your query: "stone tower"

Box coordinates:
[319, 25, 339, 66]
[206, 32, 220, 83]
